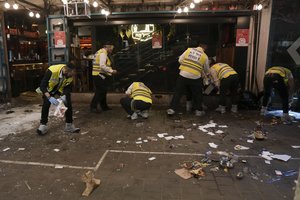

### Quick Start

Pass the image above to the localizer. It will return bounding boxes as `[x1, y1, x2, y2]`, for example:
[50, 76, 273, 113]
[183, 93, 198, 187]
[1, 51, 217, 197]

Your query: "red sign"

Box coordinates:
[54, 31, 66, 48]
[152, 33, 162, 49]
[236, 29, 249, 47]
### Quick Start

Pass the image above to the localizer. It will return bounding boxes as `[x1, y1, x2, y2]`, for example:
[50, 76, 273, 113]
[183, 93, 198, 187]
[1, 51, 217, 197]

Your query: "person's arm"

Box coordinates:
[210, 68, 220, 88]
[178, 51, 187, 64]
[125, 83, 134, 95]
[40, 69, 52, 98]
[203, 58, 210, 74]
[99, 53, 114, 74]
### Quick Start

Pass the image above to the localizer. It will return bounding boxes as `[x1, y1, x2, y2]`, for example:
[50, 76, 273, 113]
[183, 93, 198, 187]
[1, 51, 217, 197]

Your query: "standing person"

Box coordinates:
[90, 42, 117, 113]
[210, 62, 240, 114]
[120, 82, 152, 120]
[261, 66, 294, 124]
[36, 63, 80, 135]
[167, 43, 209, 116]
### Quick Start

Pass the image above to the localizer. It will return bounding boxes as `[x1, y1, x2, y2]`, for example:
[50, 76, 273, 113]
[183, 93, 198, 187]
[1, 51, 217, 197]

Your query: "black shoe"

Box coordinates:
[102, 107, 112, 111]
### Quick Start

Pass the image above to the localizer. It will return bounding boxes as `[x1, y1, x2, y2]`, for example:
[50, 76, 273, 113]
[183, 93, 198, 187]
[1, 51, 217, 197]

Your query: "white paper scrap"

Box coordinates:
[265, 160, 271, 164]
[208, 142, 218, 149]
[143, 140, 148, 143]
[137, 137, 142, 141]
[157, 133, 168, 138]
[291, 145, 300, 149]
[165, 136, 174, 141]
[215, 130, 224, 134]
[2, 147, 10, 152]
[234, 145, 249, 150]
[55, 165, 64, 169]
[18, 148, 25, 151]
[136, 141, 143, 144]
[198, 128, 208, 133]
[275, 170, 283, 176]
[53, 149, 60, 152]
[116, 140, 122, 144]
[207, 132, 215, 136]
[192, 123, 197, 126]
[247, 140, 254, 143]
[148, 157, 156, 161]
[218, 125, 228, 128]
[271, 154, 291, 162]
[174, 135, 184, 139]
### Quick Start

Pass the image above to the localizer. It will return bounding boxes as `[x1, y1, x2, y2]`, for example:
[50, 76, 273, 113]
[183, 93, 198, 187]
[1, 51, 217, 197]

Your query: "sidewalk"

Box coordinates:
[0, 103, 299, 200]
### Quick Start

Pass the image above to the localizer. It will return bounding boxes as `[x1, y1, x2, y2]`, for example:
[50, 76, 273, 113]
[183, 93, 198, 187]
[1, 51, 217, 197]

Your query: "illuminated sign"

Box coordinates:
[131, 24, 155, 42]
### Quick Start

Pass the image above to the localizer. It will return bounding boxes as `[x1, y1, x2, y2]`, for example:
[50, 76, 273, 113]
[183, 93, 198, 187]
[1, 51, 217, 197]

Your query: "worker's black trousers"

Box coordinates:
[40, 93, 73, 125]
[120, 96, 151, 115]
[90, 75, 110, 110]
[170, 75, 203, 111]
[219, 74, 239, 106]
[262, 74, 289, 113]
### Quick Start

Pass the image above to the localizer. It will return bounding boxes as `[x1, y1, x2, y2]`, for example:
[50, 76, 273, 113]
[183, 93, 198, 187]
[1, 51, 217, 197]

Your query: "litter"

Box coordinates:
[53, 99, 68, 118]
[135, 122, 144, 127]
[148, 157, 156, 161]
[137, 138, 142, 141]
[220, 156, 234, 168]
[234, 145, 249, 150]
[206, 132, 215, 136]
[241, 160, 247, 163]
[187, 128, 192, 131]
[24, 181, 31, 190]
[210, 166, 219, 172]
[236, 172, 244, 179]
[2, 148, 10, 152]
[81, 171, 101, 197]
[218, 125, 228, 128]
[143, 140, 148, 143]
[291, 145, 300, 149]
[146, 136, 158, 141]
[247, 139, 254, 143]
[165, 136, 174, 141]
[81, 131, 89, 135]
[53, 149, 60, 152]
[271, 154, 291, 162]
[174, 135, 184, 139]
[190, 168, 205, 177]
[192, 123, 197, 126]
[157, 133, 168, 138]
[275, 170, 283, 176]
[174, 168, 193, 179]
[283, 170, 298, 177]
[208, 143, 218, 148]
[116, 141, 122, 144]
[135, 141, 142, 144]
[215, 130, 224, 134]
[265, 160, 271, 164]
[254, 131, 265, 140]
[18, 148, 25, 151]
[267, 177, 281, 183]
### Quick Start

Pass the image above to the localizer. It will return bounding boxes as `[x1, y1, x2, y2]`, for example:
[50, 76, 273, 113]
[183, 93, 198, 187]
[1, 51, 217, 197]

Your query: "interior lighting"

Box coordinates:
[12, 3, 18, 9]
[4, 2, 10, 9]
[93, 1, 98, 7]
[84, 0, 89, 4]
[62, 0, 68, 4]
[177, 8, 182, 13]
[183, 6, 189, 13]
[194, 0, 202, 3]
[257, 4, 263, 10]
[35, 13, 41, 18]
[190, 3, 195, 9]
[104, 10, 110, 16]
[101, 9, 106, 14]
[29, 11, 34, 17]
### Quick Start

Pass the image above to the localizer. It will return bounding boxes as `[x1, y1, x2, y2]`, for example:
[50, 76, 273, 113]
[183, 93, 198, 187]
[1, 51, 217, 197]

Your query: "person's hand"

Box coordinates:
[112, 70, 117, 74]
[48, 97, 59, 106]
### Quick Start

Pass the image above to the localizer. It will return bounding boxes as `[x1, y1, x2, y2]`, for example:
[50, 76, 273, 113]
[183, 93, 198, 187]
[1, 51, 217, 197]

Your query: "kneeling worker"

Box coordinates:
[210, 62, 239, 114]
[261, 66, 294, 124]
[37, 63, 80, 135]
[120, 82, 152, 120]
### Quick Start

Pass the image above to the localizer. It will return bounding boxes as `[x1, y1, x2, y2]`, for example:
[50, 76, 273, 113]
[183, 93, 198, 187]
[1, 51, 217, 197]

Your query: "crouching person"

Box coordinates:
[36, 63, 80, 135]
[120, 82, 152, 120]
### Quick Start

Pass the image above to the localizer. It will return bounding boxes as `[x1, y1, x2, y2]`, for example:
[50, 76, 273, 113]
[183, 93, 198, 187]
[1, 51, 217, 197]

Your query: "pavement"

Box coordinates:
[0, 102, 300, 200]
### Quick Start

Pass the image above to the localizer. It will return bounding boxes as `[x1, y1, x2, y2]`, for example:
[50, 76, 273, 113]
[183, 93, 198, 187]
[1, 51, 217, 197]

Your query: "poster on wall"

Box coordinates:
[152, 33, 162, 49]
[54, 31, 66, 48]
[236, 29, 249, 47]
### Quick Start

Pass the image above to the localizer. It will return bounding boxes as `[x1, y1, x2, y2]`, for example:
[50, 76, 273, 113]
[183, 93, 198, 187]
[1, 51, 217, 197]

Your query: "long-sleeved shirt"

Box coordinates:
[178, 48, 210, 79]
[40, 69, 71, 95]
[209, 67, 220, 87]
[98, 49, 113, 74]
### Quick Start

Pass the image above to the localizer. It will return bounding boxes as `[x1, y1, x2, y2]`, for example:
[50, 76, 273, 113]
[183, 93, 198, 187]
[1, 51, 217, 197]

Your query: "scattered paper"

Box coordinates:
[247, 140, 254, 143]
[137, 138, 142, 141]
[215, 130, 224, 134]
[157, 133, 168, 138]
[174, 135, 184, 139]
[208, 142, 218, 149]
[148, 157, 156, 161]
[174, 168, 193, 179]
[143, 140, 148, 143]
[206, 132, 215, 136]
[165, 136, 174, 141]
[147, 136, 158, 141]
[192, 123, 197, 126]
[18, 148, 25, 151]
[218, 125, 228, 128]
[234, 145, 249, 150]
[81, 131, 89, 135]
[291, 145, 300, 149]
[116, 140, 122, 144]
[271, 154, 291, 162]
[186, 128, 192, 131]
[2, 147, 10, 152]
[275, 170, 283, 176]
[53, 149, 60, 152]
[265, 160, 271, 164]
[136, 141, 143, 144]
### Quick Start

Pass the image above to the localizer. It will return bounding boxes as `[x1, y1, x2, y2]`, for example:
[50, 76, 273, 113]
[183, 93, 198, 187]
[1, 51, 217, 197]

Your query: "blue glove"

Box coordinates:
[48, 97, 59, 106]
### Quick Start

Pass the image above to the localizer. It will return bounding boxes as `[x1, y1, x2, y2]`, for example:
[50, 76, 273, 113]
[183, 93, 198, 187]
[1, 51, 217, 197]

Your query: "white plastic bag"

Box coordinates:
[53, 99, 68, 118]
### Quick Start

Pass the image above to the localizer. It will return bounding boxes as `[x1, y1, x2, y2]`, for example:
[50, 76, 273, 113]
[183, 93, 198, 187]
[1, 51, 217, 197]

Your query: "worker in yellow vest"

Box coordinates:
[36, 63, 80, 135]
[261, 66, 294, 124]
[210, 62, 239, 114]
[90, 42, 117, 113]
[167, 43, 209, 116]
[120, 82, 152, 120]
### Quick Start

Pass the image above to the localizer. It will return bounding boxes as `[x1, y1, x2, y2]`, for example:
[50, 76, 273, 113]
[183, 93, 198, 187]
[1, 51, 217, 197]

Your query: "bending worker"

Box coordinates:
[210, 62, 239, 114]
[167, 43, 209, 116]
[90, 42, 117, 113]
[261, 66, 294, 124]
[37, 63, 80, 135]
[120, 82, 152, 120]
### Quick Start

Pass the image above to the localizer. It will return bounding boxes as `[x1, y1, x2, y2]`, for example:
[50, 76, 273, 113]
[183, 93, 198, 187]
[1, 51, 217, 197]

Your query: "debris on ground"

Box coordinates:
[260, 151, 291, 162]
[53, 149, 60, 152]
[18, 148, 25, 151]
[81, 171, 101, 197]
[157, 133, 168, 138]
[2, 147, 10, 152]
[234, 145, 250, 150]
[247, 139, 254, 143]
[135, 122, 144, 127]
[208, 142, 218, 149]
[80, 131, 89, 135]
[148, 157, 156, 161]
[291, 145, 300, 149]
[116, 140, 122, 144]
[146, 136, 158, 141]
[236, 172, 244, 179]
[24, 181, 31, 190]
[174, 168, 193, 179]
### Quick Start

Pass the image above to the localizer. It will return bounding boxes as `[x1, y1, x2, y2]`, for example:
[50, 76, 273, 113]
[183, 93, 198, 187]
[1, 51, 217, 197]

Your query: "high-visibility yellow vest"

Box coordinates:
[266, 66, 291, 85]
[131, 82, 152, 104]
[211, 63, 237, 79]
[48, 64, 73, 93]
[92, 48, 112, 76]
[179, 47, 208, 76]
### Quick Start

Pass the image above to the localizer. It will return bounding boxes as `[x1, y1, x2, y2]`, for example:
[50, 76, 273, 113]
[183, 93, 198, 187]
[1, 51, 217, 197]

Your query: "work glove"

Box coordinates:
[60, 95, 67, 104]
[48, 97, 59, 106]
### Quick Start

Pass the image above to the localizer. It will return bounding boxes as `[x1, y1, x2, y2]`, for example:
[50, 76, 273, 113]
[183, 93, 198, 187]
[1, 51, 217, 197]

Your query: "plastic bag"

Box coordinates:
[53, 99, 68, 118]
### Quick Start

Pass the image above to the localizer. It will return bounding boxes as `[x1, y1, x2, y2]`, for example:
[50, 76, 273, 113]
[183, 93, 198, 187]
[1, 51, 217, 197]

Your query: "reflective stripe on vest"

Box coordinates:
[179, 48, 207, 76]
[92, 48, 112, 76]
[265, 66, 291, 85]
[131, 82, 152, 104]
[48, 64, 73, 93]
[211, 63, 237, 79]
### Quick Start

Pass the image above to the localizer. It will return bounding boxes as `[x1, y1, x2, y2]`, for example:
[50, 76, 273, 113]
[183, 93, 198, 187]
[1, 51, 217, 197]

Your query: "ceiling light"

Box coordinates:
[257, 4, 263, 10]
[190, 3, 195, 9]
[93, 1, 98, 7]
[4, 2, 10, 9]
[12, 3, 18, 10]
[104, 10, 110, 16]
[29, 11, 34, 17]
[35, 13, 41, 18]
[183, 7, 189, 13]
[177, 8, 182, 13]
[194, 0, 202, 3]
